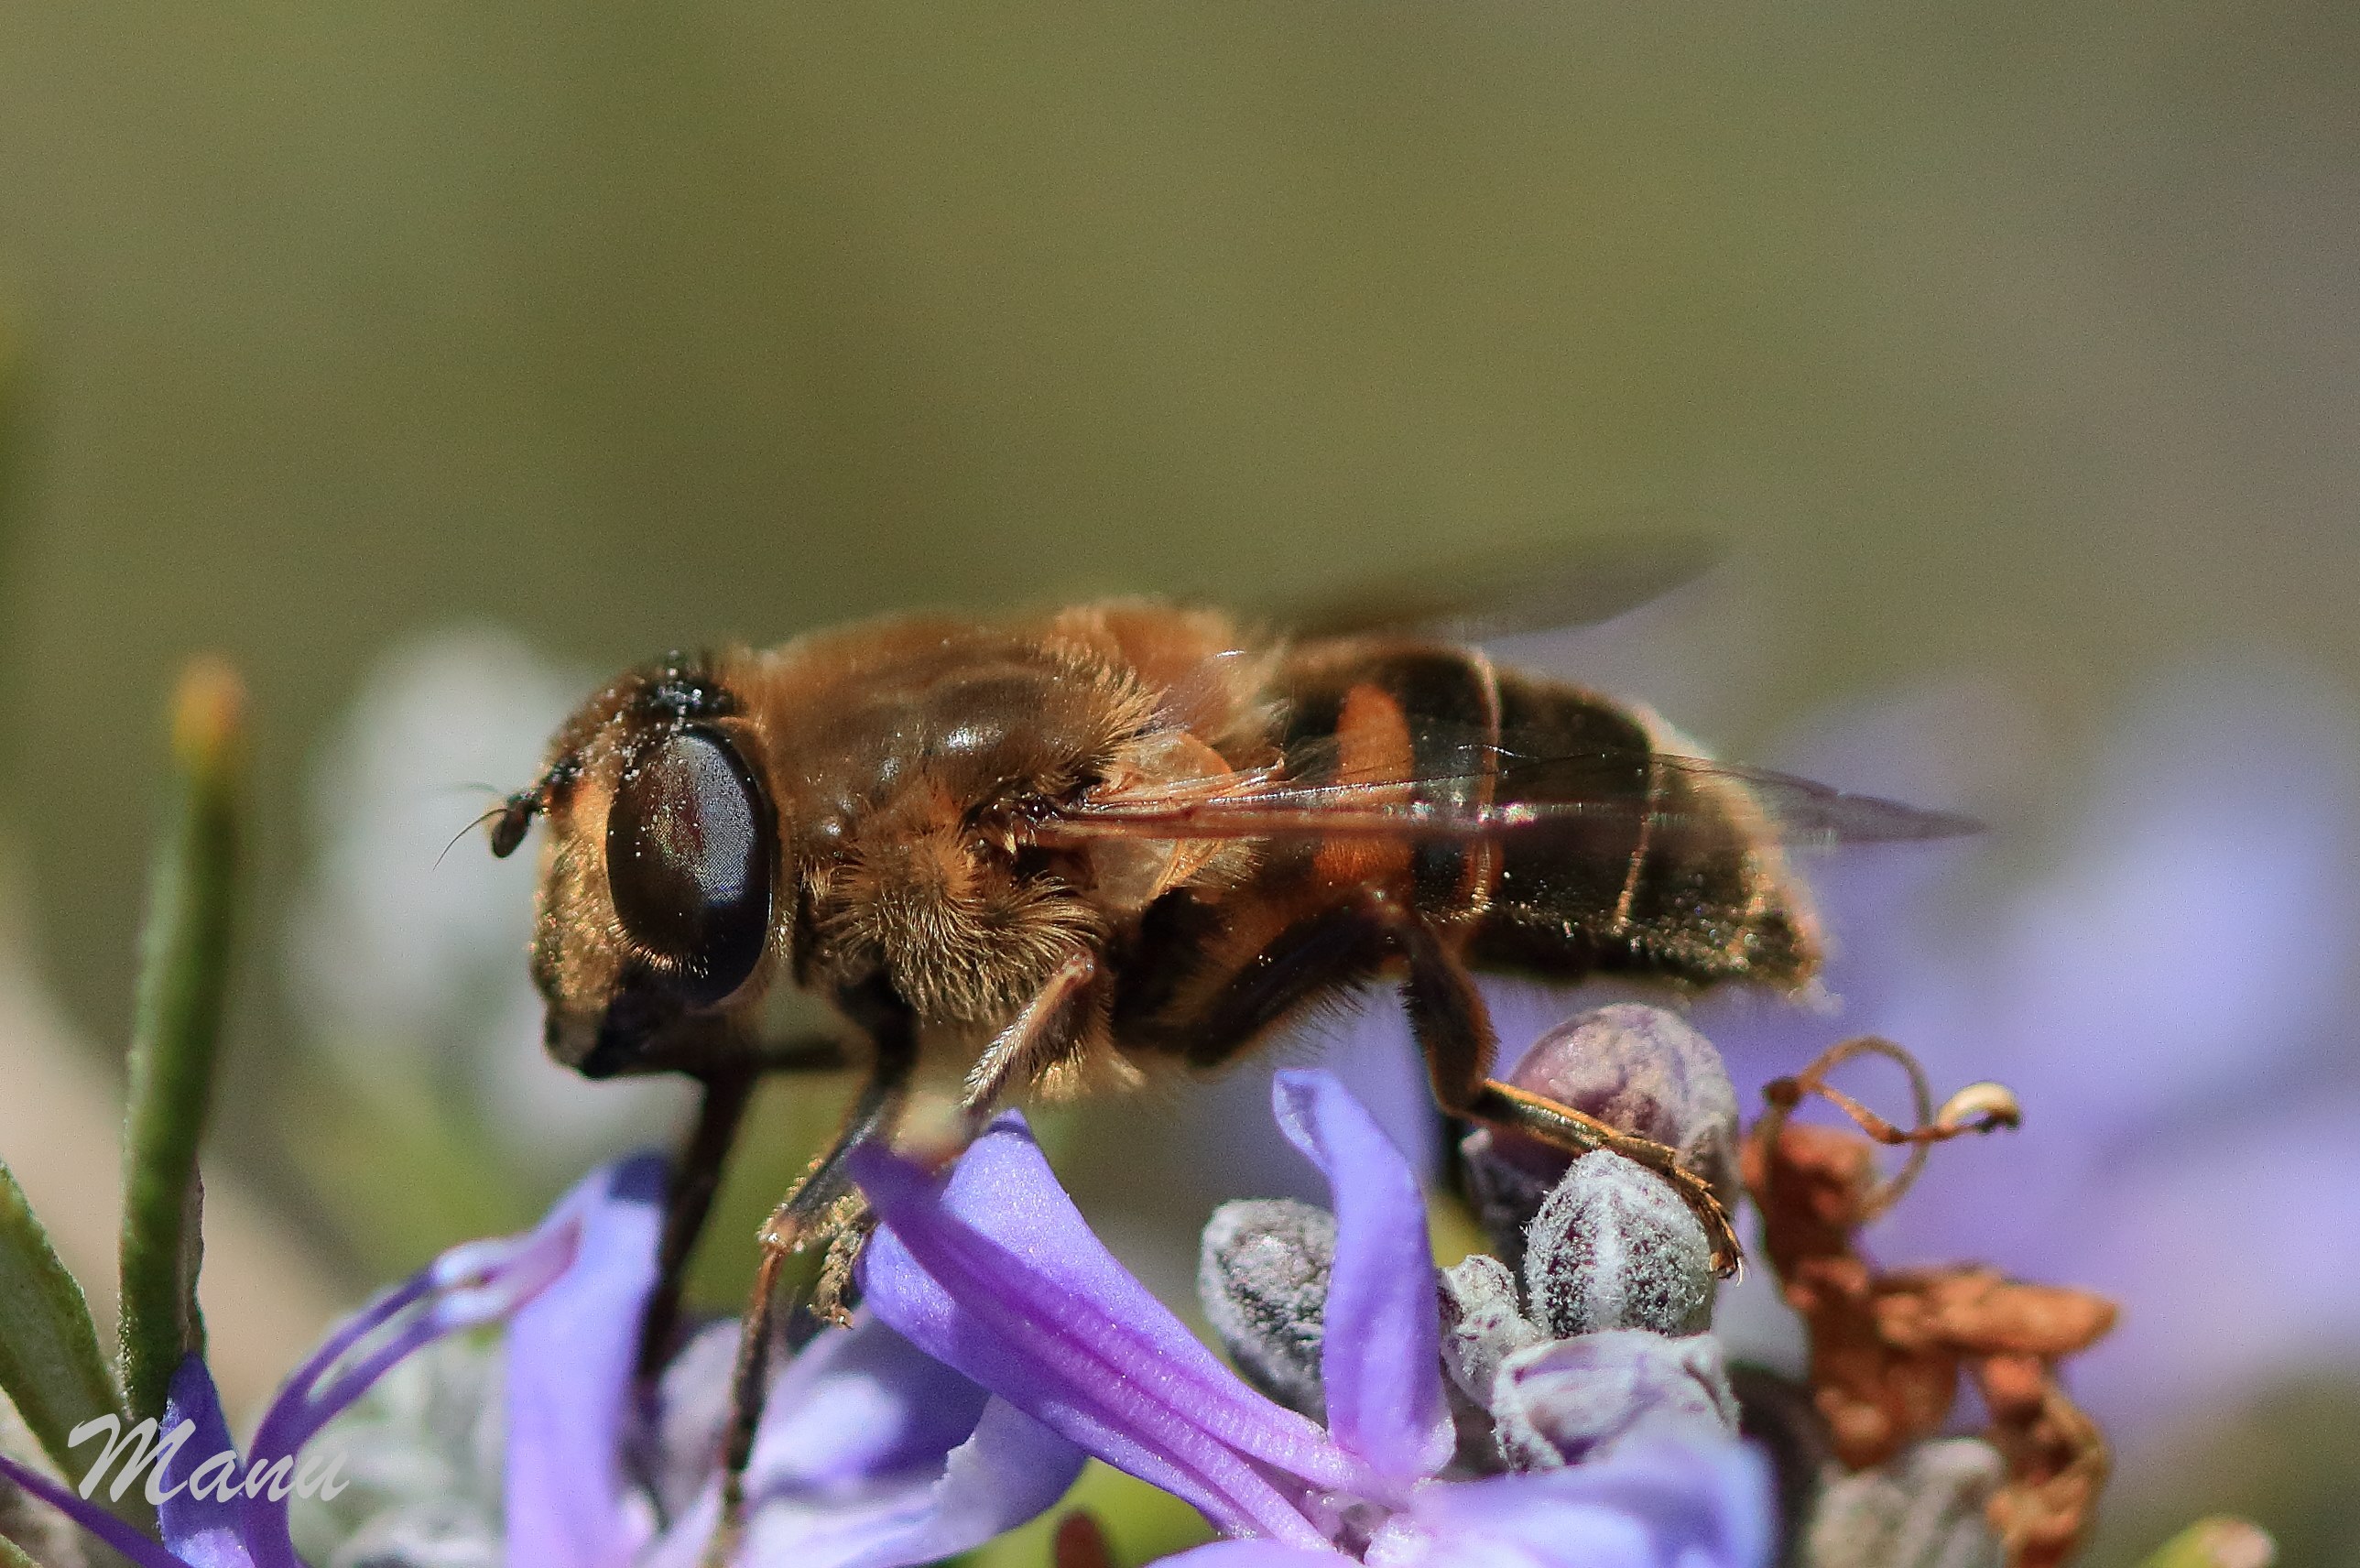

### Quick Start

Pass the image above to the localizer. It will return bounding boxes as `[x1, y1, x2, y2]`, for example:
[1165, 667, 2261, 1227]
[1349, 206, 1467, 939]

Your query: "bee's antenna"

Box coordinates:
[439, 802, 516, 867]
[488, 789, 541, 859]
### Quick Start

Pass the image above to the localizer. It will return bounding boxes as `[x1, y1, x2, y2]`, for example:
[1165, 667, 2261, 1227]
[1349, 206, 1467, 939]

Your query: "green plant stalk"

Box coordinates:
[0, 1160, 124, 1478]
[115, 660, 244, 1437]
[0, 1528, 40, 1568]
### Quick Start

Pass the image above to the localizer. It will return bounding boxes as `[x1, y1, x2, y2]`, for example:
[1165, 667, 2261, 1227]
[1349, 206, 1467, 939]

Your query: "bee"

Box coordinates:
[489, 590, 1969, 1519]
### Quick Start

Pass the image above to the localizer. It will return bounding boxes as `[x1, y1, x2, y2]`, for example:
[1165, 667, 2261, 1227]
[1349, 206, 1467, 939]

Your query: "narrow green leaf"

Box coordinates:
[0, 1528, 41, 1568]
[116, 660, 245, 1432]
[0, 1160, 123, 1477]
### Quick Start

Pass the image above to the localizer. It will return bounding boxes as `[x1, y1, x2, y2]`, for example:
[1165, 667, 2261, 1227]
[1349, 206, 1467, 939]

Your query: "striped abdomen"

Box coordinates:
[1106, 640, 1820, 1070]
[1283, 640, 1819, 983]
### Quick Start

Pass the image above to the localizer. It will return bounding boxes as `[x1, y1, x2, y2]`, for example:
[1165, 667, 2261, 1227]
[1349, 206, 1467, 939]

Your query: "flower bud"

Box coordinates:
[1196, 1198, 1334, 1418]
[1461, 1005, 1739, 1269]
[1804, 1438, 2007, 1568]
[1523, 1150, 1716, 1337]
[1436, 1252, 1542, 1406]
[1487, 1328, 1737, 1470]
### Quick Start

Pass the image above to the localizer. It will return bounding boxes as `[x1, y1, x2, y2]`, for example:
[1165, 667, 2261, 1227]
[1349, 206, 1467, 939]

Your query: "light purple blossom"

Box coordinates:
[2, 1156, 1087, 1568]
[852, 1068, 1773, 1567]
[503, 1157, 1084, 1568]
[0, 1186, 582, 1568]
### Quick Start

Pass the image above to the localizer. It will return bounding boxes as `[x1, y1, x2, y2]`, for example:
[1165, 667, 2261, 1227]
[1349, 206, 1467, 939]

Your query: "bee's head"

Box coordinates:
[495, 654, 780, 1078]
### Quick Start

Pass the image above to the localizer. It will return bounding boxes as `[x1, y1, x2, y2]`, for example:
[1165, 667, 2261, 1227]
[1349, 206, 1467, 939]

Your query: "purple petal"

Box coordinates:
[503, 1154, 668, 1568]
[158, 1356, 262, 1568]
[1270, 1070, 1451, 1484]
[1488, 1333, 1737, 1471]
[0, 1450, 198, 1568]
[1408, 1440, 1772, 1568]
[252, 1165, 597, 1475]
[750, 1315, 994, 1494]
[238, 1272, 432, 1480]
[208, 1164, 597, 1568]
[744, 1397, 1086, 1568]
[1149, 1544, 1343, 1568]
[854, 1117, 1374, 1549]
[1, 1165, 602, 1568]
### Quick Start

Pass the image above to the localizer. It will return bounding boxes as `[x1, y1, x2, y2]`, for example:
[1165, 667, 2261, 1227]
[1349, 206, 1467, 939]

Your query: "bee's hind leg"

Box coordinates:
[1376, 897, 1744, 1277]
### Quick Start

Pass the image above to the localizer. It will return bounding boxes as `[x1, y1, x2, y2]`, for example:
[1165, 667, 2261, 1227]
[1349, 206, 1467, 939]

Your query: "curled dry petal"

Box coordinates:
[1743, 1074, 2117, 1567]
[1871, 1272, 2118, 1360]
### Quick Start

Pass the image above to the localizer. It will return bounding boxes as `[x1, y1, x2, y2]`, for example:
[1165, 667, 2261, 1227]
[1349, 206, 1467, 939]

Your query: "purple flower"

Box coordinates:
[0, 1180, 582, 1568]
[2, 1157, 1085, 1568]
[851, 1068, 1772, 1566]
[502, 1159, 1083, 1568]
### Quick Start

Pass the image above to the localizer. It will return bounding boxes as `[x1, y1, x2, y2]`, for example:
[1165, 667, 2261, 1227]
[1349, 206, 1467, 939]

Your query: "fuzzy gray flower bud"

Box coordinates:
[1437, 1252, 1543, 1405]
[1804, 1438, 2007, 1568]
[1461, 1005, 1739, 1269]
[1523, 1150, 1715, 1337]
[1488, 1328, 1738, 1470]
[1197, 1198, 1335, 1419]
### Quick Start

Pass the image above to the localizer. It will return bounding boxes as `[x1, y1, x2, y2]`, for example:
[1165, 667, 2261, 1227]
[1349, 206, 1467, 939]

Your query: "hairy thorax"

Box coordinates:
[745, 609, 1271, 1032]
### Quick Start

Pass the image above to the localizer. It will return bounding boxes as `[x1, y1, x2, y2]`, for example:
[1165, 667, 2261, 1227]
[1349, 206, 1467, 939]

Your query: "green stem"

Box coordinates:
[115, 660, 244, 1437]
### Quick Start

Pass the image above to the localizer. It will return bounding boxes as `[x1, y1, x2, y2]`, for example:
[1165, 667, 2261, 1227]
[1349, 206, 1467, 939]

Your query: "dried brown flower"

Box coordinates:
[1744, 1038, 2117, 1568]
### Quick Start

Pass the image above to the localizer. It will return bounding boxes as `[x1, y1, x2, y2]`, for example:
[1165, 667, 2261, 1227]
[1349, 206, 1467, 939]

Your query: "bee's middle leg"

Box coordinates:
[959, 950, 1103, 1128]
[1153, 889, 1741, 1275]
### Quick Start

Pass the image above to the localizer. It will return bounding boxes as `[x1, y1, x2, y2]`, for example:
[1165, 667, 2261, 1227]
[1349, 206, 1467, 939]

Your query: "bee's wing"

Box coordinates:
[1036, 741, 1979, 850]
[1266, 525, 1724, 642]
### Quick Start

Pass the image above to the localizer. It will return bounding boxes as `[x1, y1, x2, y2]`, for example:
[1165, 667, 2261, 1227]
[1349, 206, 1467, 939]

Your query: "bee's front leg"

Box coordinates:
[708, 999, 917, 1568]
[638, 1066, 758, 1380]
[636, 1035, 855, 1379]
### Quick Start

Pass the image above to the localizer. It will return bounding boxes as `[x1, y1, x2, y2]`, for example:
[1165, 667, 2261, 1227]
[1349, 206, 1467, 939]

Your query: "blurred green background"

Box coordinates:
[3, 4, 2357, 1563]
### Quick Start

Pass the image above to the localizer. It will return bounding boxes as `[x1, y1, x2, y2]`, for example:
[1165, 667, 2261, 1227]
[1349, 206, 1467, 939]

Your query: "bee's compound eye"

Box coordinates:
[605, 726, 775, 1005]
